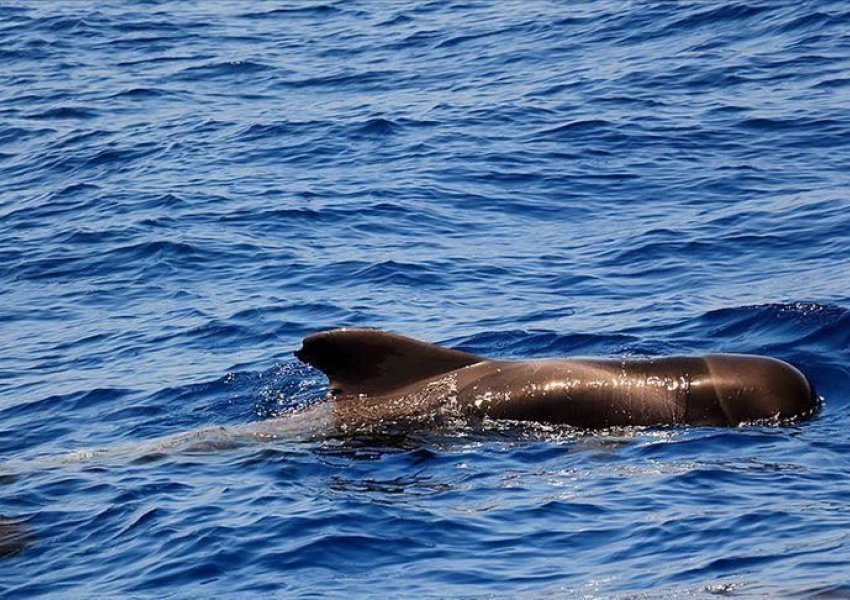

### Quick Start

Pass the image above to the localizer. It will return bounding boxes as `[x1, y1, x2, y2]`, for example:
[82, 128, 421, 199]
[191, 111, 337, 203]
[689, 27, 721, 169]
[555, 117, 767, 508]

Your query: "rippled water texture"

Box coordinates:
[2, 0, 850, 596]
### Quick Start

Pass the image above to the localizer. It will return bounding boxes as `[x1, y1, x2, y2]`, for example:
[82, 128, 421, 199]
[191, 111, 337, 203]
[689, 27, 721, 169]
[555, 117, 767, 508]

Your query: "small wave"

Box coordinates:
[280, 69, 398, 89]
[177, 60, 273, 81]
[377, 13, 413, 27]
[240, 5, 341, 19]
[738, 116, 843, 132]
[0, 387, 134, 420]
[534, 119, 615, 137]
[672, 3, 769, 30]
[351, 117, 400, 137]
[777, 10, 844, 33]
[25, 106, 99, 120]
[108, 87, 172, 100]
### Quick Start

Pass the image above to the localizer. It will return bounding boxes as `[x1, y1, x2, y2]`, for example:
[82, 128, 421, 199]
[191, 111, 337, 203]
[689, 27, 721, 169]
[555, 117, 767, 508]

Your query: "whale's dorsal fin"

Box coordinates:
[295, 329, 485, 396]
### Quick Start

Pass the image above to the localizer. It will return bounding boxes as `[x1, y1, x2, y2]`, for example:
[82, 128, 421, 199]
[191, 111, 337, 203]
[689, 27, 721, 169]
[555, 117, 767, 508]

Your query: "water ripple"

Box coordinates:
[1, 0, 850, 596]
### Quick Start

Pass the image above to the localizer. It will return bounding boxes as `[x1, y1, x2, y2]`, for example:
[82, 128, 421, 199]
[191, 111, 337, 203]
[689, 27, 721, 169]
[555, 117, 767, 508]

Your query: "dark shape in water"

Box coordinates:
[296, 329, 819, 429]
[0, 517, 33, 558]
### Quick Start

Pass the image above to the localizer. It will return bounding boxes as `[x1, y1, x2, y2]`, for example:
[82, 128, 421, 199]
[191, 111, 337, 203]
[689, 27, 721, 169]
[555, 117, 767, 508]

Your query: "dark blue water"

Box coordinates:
[2, 0, 850, 595]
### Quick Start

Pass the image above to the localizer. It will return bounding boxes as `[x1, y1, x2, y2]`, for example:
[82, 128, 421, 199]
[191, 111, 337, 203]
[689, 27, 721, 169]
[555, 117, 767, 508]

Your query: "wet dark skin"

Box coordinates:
[297, 329, 818, 429]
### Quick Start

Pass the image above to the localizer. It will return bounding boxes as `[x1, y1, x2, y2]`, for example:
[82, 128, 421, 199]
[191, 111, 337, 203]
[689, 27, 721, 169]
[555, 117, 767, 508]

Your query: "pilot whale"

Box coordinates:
[295, 329, 819, 429]
[0, 328, 820, 558]
[3, 328, 819, 475]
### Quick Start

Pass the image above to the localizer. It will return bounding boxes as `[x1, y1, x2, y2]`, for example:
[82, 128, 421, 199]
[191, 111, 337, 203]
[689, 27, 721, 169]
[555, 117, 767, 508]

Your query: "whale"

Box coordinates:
[0, 328, 820, 559]
[5, 327, 818, 478]
[295, 329, 819, 429]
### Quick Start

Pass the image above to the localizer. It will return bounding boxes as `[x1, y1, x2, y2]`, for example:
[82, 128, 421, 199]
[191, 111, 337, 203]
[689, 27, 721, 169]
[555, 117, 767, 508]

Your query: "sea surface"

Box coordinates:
[2, 0, 850, 596]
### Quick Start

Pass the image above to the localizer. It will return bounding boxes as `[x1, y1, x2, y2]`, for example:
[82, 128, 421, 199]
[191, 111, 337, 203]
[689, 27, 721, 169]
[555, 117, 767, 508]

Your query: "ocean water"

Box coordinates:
[2, 0, 850, 595]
